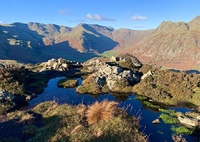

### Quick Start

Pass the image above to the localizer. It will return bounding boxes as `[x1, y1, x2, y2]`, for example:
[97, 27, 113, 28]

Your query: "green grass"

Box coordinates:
[100, 50, 118, 58]
[171, 126, 192, 135]
[142, 101, 160, 109]
[159, 113, 178, 124]
[57, 78, 78, 88]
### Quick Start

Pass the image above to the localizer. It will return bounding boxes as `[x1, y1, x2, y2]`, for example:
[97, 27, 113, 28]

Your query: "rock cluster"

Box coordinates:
[84, 55, 141, 91]
[178, 116, 199, 128]
[39, 58, 69, 72]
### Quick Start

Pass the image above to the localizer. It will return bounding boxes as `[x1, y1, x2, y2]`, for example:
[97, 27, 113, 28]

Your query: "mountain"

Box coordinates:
[0, 22, 152, 63]
[120, 16, 200, 70]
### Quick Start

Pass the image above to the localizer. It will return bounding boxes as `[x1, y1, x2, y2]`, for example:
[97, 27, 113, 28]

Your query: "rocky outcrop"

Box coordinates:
[178, 116, 199, 127]
[83, 55, 142, 91]
[39, 58, 69, 72]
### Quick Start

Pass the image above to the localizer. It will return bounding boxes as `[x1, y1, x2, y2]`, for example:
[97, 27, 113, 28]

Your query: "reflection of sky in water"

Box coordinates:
[28, 77, 196, 142]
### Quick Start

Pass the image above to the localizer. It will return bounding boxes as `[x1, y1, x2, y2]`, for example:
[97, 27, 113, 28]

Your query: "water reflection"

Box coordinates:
[28, 77, 195, 142]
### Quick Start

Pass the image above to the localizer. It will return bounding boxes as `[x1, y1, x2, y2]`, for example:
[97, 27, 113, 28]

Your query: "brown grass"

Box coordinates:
[86, 100, 118, 125]
[19, 113, 35, 124]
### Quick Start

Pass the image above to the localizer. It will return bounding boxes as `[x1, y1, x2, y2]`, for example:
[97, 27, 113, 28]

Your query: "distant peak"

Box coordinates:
[189, 16, 200, 23]
[156, 20, 189, 32]
[193, 16, 200, 20]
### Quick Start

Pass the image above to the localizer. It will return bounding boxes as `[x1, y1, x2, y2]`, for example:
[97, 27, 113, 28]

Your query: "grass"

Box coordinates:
[159, 113, 178, 124]
[86, 100, 118, 125]
[158, 109, 178, 124]
[1, 101, 147, 142]
[133, 64, 200, 106]
[57, 78, 78, 88]
[171, 126, 192, 135]
[100, 50, 118, 58]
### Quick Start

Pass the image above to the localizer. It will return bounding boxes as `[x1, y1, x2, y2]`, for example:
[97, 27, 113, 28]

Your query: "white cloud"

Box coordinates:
[0, 21, 3, 24]
[86, 14, 115, 21]
[131, 14, 147, 21]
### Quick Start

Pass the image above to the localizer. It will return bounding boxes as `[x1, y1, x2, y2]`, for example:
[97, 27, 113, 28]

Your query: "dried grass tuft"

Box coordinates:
[86, 100, 118, 125]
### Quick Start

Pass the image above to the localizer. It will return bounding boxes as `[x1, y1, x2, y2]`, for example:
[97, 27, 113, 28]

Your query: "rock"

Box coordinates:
[62, 63, 68, 68]
[112, 66, 123, 74]
[196, 116, 200, 120]
[152, 118, 160, 124]
[39, 58, 69, 72]
[110, 56, 120, 62]
[178, 116, 199, 127]
[118, 53, 143, 68]
[106, 79, 116, 90]
[141, 70, 153, 80]
[83, 55, 142, 92]
[26, 95, 31, 101]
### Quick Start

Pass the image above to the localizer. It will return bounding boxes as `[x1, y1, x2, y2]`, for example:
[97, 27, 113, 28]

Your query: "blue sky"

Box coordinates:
[0, 0, 200, 30]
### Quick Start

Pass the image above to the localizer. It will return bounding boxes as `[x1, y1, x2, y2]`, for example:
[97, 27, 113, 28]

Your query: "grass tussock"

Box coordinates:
[86, 100, 118, 125]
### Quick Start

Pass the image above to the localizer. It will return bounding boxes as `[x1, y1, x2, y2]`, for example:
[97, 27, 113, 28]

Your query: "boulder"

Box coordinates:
[178, 116, 199, 127]
[152, 118, 160, 124]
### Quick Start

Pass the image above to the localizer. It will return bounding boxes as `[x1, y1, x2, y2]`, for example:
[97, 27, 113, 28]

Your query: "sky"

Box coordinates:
[0, 0, 200, 30]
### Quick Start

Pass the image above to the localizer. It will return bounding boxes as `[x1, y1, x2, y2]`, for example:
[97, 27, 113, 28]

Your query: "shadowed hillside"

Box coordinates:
[0, 22, 152, 63]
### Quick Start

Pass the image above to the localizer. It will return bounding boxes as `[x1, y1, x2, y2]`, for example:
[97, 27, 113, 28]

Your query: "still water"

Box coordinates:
[28, 77, 197, 142]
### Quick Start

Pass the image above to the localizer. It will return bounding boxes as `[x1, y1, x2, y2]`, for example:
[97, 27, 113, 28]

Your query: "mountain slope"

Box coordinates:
[122, 16, 200, 70]
[0, 22, 151, 63]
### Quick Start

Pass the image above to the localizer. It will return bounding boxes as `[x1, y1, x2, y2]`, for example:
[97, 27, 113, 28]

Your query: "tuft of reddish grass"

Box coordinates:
[86, 100, 118, 125]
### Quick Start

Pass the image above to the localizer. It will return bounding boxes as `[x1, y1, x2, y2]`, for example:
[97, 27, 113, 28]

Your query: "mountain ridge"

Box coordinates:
[0, 22, 152, 63]
[1, 16, 200, 70]
[120, 16, 200, 70]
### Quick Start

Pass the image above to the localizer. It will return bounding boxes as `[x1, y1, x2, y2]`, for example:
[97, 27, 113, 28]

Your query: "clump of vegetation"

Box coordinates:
[57, 78, 78, 88]
[86, 100, 118, 125]
[133, 64, 200, 106]
[112, 78, 133, 93]
[159, 113, 178, 124]
[0, 101, 146, 141]
[159, 109, 178, 124]
[0, 66, 26, 95]
[142, 101, 161, 110]
[171, 126, 192, 135]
